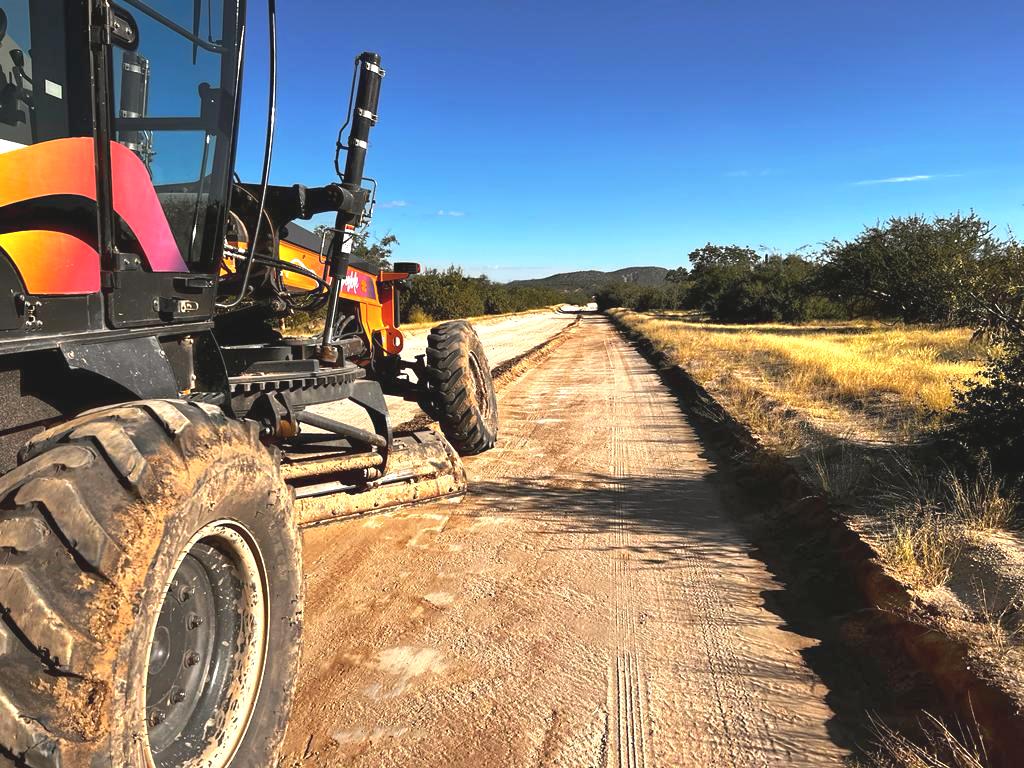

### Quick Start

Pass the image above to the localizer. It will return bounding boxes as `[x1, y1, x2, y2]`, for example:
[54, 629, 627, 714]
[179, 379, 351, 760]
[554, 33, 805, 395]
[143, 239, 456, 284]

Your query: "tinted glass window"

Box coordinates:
[112, 0, 240, 265]
[0, 1, 75, 149]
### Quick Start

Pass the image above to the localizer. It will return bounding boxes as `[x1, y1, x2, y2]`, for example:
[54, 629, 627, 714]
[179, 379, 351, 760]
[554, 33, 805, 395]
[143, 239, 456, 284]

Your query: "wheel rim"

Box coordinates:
[145, 521, 268, 768]
[467, 351, 494, 421]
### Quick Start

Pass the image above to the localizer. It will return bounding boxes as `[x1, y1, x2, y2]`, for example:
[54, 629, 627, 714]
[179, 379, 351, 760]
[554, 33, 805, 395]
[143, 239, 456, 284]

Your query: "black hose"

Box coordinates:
[217, 0, 277, 309]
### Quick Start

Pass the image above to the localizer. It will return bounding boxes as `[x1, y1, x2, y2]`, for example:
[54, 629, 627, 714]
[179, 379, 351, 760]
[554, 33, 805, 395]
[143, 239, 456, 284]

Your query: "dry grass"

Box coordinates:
[972, 581, 1024, 657]
[866, 712, 989, 768]
[609, 309, 1019, 595]
[870, 453, 961, 589]
[944, 466, 1018, 532]
[881, 512, 963, 590]
[610, 309, 984, 442]
[802, 443, 870, 501]
[405, 306, 434, 325]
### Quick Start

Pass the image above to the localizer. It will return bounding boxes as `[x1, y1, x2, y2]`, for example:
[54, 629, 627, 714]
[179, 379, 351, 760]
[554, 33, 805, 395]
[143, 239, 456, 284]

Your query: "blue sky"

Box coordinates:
[236, 1, 1024, 281]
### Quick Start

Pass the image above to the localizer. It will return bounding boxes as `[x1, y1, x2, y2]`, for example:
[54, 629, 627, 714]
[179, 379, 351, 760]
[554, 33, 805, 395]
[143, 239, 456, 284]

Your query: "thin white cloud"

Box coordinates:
[853, 174, 959, 186]
[725, 169, 774, 178]
[436, 209, 466, 217]
[379, 200, 408, 208]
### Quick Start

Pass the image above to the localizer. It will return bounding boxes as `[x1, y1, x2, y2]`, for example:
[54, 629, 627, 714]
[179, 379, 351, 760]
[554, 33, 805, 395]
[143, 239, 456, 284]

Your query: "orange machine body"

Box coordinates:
[226, 233, 409, 357]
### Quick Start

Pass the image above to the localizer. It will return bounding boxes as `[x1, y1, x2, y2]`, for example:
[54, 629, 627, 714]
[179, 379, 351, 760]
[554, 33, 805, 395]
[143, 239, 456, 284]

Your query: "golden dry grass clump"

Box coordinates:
[610, 309, 982, 434]
[609, 309, 1018, 596]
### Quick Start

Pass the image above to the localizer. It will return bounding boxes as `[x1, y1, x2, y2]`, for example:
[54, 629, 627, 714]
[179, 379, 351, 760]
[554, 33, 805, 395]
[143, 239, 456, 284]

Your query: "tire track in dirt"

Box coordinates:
[606, 335, 651, 768]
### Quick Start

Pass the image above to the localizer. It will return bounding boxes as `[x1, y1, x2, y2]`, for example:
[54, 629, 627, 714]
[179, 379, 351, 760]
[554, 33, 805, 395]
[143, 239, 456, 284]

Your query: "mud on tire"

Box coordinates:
[0, 401, 303, 768]
[424, 321, 498, 455]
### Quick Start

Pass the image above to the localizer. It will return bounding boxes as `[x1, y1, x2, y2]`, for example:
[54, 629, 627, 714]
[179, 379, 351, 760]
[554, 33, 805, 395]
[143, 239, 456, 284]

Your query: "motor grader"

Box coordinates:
[0, 1, 497, 766]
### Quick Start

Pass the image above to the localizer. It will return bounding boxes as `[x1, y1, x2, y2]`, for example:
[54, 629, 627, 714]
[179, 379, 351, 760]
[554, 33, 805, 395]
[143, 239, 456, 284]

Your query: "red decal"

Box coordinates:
[340, 267, 378, 302]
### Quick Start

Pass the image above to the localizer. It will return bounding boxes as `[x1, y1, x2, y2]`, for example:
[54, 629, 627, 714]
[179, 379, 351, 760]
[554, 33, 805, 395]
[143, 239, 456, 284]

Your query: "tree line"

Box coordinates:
[400, 267, 582, 322]
[594, 212, 1024, 329]
[343, 218, 1023, 474]
[591, 212, 1024, 479]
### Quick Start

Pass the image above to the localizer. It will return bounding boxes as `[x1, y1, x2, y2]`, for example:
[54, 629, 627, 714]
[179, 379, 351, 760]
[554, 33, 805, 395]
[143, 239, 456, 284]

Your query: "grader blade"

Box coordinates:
[285, 429, 468, 526]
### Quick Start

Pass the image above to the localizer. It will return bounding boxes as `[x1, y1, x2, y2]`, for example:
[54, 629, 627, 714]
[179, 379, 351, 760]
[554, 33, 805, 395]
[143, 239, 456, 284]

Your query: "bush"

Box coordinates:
[947, 337, 1024, 477]
[401, 267, 571, 322]
[406, 306, 433, 325]
[681, 245, 836, 323]
[594, 282, 686, 312]
[820, 212, 1012, 323]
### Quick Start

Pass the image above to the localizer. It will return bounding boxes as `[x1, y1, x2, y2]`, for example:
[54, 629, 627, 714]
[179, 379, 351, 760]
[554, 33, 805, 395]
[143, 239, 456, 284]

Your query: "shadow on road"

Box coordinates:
[462, 464, 943, 759]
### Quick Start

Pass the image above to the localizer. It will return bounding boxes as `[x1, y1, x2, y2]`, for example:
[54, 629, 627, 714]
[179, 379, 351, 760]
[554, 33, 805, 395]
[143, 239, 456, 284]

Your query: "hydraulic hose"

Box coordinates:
[217, 0, 277, 309]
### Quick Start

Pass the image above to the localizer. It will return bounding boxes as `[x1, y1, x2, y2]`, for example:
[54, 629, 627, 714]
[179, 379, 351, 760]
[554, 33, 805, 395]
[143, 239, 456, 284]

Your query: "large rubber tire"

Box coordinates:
[0, 401, 302, 768]
[424, 321, 498, 455]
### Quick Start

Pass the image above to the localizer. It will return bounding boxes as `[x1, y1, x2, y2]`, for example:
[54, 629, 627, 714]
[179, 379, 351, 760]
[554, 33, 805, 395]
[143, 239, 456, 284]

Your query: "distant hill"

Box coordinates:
[508, 266, 668, 294]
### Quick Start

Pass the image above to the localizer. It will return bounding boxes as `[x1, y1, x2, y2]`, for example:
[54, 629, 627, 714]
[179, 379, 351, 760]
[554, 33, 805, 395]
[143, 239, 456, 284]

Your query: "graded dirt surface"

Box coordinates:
[284, 315, 849, 767]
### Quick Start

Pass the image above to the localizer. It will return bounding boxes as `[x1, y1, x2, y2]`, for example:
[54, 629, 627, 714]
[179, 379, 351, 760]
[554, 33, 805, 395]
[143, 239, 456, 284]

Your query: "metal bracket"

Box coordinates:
[60, 335, 179, 399]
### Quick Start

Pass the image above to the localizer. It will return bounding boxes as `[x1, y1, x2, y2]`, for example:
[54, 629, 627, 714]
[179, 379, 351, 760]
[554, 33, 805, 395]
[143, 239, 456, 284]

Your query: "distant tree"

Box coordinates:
[960, 238, 1024, 340]
[686, 244, 759, 317]
[820, 213, 1004, 323]
[312, 227, 397, 271]
[665, 267, 690, 283]
[688, 244, 760, 269]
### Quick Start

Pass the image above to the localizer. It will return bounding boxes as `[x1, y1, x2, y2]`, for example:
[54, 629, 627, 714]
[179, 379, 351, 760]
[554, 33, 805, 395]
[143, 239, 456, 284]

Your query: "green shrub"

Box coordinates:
[947, 337, 1024, 477]
[401, 267, 570, 322]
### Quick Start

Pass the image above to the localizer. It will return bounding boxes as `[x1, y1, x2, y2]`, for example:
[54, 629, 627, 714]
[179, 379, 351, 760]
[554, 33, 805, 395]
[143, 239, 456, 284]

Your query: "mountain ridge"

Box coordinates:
[507, 266, 668, 293]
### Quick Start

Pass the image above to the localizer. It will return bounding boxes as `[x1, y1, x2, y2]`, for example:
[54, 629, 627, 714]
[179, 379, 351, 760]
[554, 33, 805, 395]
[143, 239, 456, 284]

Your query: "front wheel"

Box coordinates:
[0, 401, 302, 767]
[424, 321, 498, 455]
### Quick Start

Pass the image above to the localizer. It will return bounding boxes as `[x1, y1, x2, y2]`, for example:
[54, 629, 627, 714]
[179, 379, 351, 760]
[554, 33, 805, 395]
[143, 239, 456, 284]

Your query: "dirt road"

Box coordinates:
[285, 315, 848, 767]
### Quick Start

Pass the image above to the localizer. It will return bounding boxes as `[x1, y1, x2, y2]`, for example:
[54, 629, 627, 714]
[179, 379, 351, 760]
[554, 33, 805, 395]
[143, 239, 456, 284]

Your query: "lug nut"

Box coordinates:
[150, 710, 166, 726]
[184, 650, 201, 667]
[187, 614, 204, 630]
[171, 688, 187, 704]
[179, 585, 194, 602]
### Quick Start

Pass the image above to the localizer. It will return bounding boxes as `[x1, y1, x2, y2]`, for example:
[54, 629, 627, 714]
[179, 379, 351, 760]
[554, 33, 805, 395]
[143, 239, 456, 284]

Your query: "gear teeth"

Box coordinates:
[0, 566, 75, 669]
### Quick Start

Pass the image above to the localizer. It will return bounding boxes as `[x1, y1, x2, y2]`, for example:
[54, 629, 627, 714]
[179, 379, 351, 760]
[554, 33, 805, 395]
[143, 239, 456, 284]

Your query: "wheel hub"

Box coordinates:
[146, 547, 222, 750]
[145, 523, 268, 767]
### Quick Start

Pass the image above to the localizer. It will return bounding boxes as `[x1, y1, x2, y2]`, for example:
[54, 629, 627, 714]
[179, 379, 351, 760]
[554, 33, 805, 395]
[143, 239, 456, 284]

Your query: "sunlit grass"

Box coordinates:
[610, 309, 985, 438]
[608, 309, 1012, 595]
